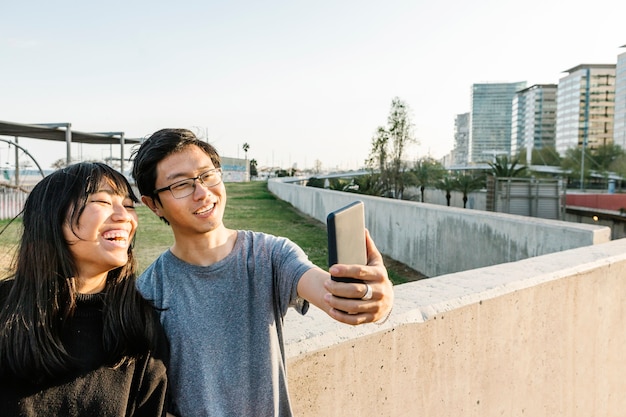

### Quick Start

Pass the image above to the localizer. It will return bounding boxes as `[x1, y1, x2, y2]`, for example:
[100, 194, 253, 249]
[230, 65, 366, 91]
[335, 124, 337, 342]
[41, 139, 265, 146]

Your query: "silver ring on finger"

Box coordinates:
[361, 283, 373, 300]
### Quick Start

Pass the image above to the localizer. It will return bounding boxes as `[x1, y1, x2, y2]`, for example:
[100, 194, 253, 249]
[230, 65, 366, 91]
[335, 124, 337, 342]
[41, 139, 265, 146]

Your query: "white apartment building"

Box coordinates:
[555, 64, 616, 156]
[613, 45, 626, 148]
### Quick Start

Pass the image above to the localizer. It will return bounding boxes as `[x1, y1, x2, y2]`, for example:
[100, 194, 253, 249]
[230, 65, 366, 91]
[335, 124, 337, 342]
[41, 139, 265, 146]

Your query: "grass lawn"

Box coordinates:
[0, 181, 425, 284]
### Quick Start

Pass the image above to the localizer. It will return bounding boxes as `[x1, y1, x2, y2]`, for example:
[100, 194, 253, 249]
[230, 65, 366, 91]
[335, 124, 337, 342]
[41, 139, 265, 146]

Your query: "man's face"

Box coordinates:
[146, 145, 226, 237]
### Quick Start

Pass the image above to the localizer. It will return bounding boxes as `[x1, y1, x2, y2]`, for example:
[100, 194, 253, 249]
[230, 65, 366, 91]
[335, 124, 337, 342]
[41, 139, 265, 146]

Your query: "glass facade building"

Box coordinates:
[469, 82, 527, 163]
[555, 64, 616, 155]
[511, 84, 557, 164]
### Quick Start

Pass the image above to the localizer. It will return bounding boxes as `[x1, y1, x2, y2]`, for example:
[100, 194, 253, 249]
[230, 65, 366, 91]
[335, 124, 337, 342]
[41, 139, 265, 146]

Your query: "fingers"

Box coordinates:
[323, 277, 393, 325]
[325, 279, 375, 300]
[324, 230, 394, 324]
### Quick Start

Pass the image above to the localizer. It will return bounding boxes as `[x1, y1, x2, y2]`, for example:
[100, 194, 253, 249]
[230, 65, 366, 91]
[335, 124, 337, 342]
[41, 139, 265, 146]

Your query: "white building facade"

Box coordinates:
[511, 84, 558, 164]
[555, 64, 616, 155]
[613, 46, 626, 149]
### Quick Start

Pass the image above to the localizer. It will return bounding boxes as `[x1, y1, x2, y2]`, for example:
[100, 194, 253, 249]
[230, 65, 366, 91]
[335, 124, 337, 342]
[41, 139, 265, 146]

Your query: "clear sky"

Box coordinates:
[1, 0, 624, 172]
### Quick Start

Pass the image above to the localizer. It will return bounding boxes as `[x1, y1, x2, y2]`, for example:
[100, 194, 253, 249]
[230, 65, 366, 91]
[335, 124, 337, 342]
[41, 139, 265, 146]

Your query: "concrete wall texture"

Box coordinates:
[268, 179, 610, 277]
[268, 179, 624, 416]
[284, 239, 626, 416]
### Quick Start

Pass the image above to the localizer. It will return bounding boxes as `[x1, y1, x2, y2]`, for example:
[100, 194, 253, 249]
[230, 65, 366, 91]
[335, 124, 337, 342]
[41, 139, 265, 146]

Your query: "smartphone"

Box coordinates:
[327, 201, 367, 282]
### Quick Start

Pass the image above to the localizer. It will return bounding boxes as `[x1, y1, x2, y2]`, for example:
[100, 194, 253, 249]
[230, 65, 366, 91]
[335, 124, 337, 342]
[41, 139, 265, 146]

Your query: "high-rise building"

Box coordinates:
[555, 64, 616, 155]
[452, 112, 469, 165]
[469, 82, 526, 163]
[511, 84, 558, 164]
[614, 46, 626, 148]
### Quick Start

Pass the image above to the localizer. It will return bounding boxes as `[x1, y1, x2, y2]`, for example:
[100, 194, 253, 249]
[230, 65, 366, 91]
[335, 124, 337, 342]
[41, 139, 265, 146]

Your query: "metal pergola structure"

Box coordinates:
[0, 120, 143, 175]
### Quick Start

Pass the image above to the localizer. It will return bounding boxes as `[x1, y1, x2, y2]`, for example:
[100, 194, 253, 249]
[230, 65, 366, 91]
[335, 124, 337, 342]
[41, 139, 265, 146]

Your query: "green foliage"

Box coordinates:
[559, 143, 625, 188]
[591, 143, 624, 172]
[366, 97, 418, 199]
[353, 174, 385, 196]
[326, 178, 351, 191]
[411, 157, 445, 202]
[249, 158, 258, 178]
[435, 176, 456, 206]
[609, 153, 626, 178]
[453, 173, 485, 208]
[487, 155, 526, 178]
[306, 177, 325, 188]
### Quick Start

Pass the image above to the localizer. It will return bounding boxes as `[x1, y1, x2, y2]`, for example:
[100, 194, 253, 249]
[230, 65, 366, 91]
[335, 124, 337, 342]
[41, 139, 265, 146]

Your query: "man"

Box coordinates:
[131, 128, 394, 417]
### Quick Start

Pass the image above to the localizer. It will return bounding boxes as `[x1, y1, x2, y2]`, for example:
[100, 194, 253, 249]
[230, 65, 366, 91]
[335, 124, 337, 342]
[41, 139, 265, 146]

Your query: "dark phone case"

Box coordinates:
[327, 201, 366, 282]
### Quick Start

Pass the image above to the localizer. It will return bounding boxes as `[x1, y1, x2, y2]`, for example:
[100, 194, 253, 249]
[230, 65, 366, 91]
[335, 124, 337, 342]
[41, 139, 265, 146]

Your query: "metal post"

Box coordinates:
[66, 124, 72, 165]
[14, 136, 19, 187]
[120, 133, 125, 174]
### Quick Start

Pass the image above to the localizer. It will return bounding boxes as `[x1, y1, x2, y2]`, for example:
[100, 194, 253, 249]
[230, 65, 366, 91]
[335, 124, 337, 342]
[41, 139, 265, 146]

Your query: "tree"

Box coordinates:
[609, 154, 626, 179]
[436, 175, 456, 206]
[249, 158, 258, 179]
[387, 97, 417, 199]
[242, 142, 250, 159]
[488, 155, 526, 178]
[353, 174, 386, 196]
[412, 157, 445, 202]
[51, 158, 68, 169]
[366, 126, 390, 194]
[242, 143, 251, 181]
[366, 97, 418, 199]
[454, 173, 485, 208]
[591, 143, 624, 172]
[560, 147, 590, 187]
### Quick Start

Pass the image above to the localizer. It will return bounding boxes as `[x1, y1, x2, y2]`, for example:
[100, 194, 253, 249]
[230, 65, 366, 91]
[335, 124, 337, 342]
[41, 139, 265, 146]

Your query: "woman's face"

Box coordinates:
[63, 181, 138, 293]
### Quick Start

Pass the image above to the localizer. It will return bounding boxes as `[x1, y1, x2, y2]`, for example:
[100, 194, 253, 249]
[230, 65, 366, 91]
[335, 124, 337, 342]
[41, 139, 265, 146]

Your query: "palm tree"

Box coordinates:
[454, 174, 485, 208]
[249, 158, 258, 178]
[412, 157, 445, 202]
[435, 176, 456, 206]
[487, 155, 526, 178]
[242, 142, 250, 160]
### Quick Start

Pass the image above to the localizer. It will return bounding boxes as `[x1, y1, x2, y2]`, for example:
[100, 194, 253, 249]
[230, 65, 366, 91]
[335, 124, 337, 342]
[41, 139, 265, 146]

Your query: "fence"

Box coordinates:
[0, 186, 29, 220]
[486, 176, 565, 220]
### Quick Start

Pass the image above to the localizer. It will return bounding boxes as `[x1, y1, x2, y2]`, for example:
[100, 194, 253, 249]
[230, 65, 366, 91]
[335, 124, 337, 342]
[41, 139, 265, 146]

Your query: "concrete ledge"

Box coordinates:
[285, 238, 626, 416]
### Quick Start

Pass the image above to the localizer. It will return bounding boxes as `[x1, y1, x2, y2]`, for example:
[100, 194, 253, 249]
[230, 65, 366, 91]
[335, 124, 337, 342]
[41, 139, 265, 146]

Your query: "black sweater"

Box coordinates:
[0, 281, 168, 417]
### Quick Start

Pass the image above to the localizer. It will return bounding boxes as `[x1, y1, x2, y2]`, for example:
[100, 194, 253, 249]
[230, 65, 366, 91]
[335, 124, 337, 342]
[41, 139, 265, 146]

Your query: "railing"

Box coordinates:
[0, 186, 29, 220]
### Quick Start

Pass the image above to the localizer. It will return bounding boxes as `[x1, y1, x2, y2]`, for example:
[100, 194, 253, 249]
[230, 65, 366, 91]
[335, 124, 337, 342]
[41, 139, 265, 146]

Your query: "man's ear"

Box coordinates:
[141, 195, 161, 216]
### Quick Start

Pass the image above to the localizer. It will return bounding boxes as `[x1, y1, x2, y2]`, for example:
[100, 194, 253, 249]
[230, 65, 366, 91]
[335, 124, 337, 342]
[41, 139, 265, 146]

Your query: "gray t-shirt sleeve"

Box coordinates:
[135, 230, 317, 417]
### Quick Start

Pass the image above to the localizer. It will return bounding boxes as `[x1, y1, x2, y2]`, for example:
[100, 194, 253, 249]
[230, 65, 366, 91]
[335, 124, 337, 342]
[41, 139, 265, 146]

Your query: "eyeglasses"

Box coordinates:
[153, 168, 223, 199]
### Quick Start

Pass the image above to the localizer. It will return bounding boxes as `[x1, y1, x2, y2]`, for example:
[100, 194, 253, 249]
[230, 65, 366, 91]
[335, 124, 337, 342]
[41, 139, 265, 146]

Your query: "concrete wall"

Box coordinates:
[268, 179, 610, 277]
[402, 186, 487, 210]
[284, 238, 626, 417]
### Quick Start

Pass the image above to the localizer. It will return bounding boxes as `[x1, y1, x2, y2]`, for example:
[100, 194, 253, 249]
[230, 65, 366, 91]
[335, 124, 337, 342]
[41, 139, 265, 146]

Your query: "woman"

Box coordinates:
[0, 162, 168, 417]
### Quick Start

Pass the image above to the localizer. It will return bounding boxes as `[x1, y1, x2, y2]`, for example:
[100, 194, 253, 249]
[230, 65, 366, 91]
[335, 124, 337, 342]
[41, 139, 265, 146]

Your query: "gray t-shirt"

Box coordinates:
[137, 230, 314, 417]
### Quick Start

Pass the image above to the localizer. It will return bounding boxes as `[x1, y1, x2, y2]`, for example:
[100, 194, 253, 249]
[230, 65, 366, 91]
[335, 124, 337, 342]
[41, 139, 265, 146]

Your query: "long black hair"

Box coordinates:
[0, 162, 160, 383]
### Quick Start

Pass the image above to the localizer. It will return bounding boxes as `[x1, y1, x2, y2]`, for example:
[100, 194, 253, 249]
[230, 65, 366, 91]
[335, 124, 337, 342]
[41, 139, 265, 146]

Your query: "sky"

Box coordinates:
[1, 0, 625, 172]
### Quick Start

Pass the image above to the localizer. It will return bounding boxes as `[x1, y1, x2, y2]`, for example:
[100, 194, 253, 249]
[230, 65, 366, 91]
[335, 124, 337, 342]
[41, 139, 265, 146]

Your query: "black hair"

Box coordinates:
[131, 128, 221, 220]
[0, 162, 160, 383]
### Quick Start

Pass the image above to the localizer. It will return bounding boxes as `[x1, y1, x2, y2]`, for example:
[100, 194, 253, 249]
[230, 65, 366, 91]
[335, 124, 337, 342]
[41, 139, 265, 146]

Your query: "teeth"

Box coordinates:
[195, 203, 215, 215]
[102, 230, 129, 241]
